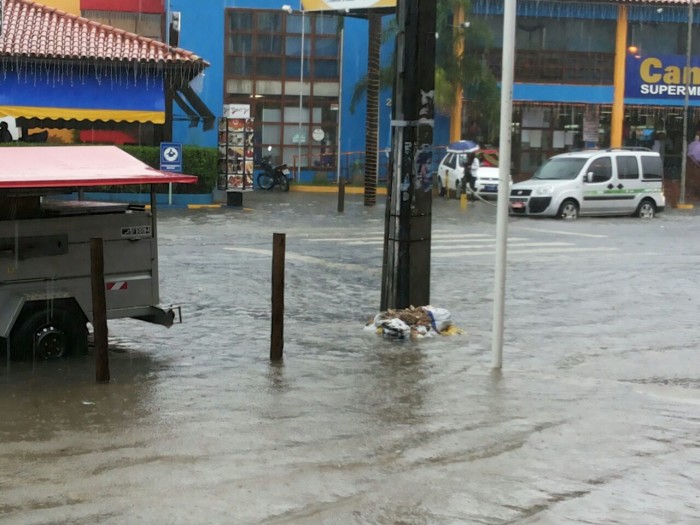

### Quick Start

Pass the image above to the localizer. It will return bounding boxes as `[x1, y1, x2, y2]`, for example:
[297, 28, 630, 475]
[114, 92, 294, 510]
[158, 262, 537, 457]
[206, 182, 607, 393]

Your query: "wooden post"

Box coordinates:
[270, 233, 285, 361]
[337, 176, 346, 213]
[90, 238, 110, 383]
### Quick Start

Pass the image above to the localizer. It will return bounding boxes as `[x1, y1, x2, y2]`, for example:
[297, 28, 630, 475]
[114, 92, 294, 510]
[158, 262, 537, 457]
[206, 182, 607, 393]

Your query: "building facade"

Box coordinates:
[470, 0, 700, 179]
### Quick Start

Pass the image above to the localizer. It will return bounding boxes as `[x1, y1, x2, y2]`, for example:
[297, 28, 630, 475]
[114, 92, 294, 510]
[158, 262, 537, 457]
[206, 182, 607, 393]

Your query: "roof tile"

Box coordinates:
[0, 0, 208, 67]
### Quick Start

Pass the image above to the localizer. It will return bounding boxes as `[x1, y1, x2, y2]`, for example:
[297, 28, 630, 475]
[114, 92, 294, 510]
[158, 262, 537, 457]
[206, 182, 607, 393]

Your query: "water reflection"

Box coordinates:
[360, 342, 429, 426]
[0, 352, 163, 442]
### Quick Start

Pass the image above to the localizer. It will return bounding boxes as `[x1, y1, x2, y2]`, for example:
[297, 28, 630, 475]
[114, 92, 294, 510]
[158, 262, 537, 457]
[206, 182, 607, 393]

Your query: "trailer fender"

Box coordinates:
[131, 305, 180, 328]
[0, 292, 25, 339]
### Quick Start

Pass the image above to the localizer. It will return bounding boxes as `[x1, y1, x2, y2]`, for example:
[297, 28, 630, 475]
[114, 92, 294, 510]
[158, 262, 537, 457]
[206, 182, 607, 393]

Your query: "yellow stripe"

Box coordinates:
[290, 185, 387, 195]
[0, 106, 165, 124]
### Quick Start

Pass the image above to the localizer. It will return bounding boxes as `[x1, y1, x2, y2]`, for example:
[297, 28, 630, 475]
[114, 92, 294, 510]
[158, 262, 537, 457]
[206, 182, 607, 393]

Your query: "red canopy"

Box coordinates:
[0, 146, 197, 189]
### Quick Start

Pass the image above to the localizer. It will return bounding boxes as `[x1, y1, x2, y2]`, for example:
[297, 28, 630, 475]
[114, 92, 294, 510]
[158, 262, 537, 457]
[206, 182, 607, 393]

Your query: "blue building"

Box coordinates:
[169, 0, 397, 183]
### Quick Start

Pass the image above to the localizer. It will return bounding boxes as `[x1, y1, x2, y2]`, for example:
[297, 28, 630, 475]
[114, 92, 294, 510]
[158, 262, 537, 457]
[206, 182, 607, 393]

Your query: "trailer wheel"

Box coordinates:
[10, 306, 88, 361]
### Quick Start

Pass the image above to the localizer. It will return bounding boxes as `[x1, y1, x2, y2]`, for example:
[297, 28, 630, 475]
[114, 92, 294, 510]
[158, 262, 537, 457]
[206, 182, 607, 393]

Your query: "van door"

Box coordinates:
[581, 156, 614, 214]
[614, 155, 642, 214]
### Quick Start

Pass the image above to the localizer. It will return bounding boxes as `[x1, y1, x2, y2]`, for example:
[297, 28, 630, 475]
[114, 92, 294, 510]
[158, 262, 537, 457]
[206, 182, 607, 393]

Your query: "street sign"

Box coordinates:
[160, 142, 182, 173]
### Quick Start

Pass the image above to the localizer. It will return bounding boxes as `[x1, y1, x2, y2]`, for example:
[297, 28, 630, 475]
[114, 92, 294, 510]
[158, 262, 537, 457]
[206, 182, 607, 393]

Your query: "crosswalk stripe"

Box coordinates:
[434, 246, 618, 258]
[431, 242, 575, 251]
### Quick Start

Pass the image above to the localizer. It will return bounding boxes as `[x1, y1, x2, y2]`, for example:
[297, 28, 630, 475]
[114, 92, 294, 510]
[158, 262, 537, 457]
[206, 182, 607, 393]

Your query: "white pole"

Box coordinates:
[680, 0, 693, 206]
[336, 24, 344, 184]
[298, 6, 305, 181]
[491, 0, 517, 370]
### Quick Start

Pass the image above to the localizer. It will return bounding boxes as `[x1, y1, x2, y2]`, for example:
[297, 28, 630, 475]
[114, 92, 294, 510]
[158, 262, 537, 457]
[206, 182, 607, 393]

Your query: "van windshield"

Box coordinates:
[532, 158, 587, 180]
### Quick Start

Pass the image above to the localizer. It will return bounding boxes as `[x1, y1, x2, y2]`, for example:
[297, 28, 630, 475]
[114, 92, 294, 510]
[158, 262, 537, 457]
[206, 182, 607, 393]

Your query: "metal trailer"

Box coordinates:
[0, 146, 197, 361]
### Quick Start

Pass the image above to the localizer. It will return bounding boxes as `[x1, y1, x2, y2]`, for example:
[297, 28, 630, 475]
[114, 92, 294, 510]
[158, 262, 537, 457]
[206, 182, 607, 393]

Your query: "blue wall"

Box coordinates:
[169, 1, 398, 155]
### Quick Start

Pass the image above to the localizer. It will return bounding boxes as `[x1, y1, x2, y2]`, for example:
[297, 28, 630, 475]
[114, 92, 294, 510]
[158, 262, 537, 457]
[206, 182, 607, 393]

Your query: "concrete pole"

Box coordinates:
[610, 6, 628, 148]
[491, 0, 516, 370]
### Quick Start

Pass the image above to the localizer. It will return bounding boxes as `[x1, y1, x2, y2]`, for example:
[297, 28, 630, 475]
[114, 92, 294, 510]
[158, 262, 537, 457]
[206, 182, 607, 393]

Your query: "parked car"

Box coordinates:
[509, 148, 665, 220]
[436, 143, 508, 199]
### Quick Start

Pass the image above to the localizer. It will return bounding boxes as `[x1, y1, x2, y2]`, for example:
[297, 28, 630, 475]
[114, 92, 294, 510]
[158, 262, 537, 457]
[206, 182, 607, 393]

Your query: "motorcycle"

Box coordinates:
[256, 146, 290, 192]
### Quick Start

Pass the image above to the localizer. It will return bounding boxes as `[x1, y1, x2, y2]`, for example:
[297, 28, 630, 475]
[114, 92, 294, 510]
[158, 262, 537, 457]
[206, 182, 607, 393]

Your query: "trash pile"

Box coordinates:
[364, 305, 462, 339]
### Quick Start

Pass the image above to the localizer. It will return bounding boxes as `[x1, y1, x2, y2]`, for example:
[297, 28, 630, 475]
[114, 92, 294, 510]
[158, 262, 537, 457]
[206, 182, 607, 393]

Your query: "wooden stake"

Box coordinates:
[90, 238, 110, 383]
[270, 233, 285, 361]
[337, 176, 346, 213]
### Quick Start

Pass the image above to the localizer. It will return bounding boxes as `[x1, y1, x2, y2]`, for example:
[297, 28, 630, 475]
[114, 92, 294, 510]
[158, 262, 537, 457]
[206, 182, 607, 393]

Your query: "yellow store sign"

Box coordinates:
[302, 0, 395, 11]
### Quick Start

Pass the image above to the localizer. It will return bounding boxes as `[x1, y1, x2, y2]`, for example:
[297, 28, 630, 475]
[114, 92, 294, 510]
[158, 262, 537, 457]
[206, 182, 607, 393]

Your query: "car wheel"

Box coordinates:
[437, 176, 445, 197]
[636, 199, 655, 219]
[557, 199, 579, 220]
[455, 180, 462, 200]
[10, 305, 88, 361]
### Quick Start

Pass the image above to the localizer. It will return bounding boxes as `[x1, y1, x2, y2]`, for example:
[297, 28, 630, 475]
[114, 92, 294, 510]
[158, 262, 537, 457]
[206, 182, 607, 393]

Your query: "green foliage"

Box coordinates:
[350, 0, 501, 143]
[121, 145, 218, 194]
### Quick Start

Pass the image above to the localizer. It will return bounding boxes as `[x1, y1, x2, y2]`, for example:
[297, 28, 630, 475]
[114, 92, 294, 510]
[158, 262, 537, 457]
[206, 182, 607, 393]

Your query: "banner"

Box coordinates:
[626, 54, 700, 105]
[301, 0, 395, 11]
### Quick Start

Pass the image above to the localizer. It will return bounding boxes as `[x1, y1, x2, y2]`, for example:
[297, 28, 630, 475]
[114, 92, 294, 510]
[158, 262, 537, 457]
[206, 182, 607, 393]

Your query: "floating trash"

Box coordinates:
[364, 305, 463, 339]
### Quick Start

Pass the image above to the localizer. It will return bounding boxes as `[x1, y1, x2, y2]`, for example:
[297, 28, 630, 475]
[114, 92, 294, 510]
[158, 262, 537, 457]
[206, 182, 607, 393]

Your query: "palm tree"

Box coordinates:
[351, 0, 500, 161]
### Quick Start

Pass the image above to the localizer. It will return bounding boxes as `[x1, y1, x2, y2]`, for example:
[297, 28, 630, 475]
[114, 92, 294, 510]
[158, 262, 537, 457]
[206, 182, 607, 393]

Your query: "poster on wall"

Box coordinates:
[583, 107, 599, 144]
[217, 112, 254, 191]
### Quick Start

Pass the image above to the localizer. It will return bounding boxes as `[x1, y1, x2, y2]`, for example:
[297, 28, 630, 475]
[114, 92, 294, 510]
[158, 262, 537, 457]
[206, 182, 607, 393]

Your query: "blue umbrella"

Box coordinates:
[448, 140, 479, 153]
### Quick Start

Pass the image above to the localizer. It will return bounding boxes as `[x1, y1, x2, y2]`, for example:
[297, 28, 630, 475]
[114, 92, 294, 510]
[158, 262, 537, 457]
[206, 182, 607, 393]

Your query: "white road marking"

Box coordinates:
[514, 227, 609, 238]
[434, 246, 618, 258]
[431, 242, 575, 251]
[223, 247, 365, 271]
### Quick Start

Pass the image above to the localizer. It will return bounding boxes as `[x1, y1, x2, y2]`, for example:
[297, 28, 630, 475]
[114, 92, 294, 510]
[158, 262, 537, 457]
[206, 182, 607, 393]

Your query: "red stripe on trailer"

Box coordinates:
[106, 281, 128, 291]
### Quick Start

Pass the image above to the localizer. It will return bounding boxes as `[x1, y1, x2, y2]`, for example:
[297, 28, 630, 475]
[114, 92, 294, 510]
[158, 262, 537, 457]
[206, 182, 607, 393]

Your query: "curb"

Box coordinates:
[290, 185, 387, 195]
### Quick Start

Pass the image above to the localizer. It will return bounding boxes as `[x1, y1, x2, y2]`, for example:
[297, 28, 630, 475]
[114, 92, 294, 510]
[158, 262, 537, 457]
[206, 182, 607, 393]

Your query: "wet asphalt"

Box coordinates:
[1, 190, 699, 524]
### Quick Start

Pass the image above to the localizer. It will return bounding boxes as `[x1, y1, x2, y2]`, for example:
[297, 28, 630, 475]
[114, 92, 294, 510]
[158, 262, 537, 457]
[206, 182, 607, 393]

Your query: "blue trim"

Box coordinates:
[472, 0, 693, 23]
[58, 192, 214, 206]
[512, 84, 614, 104]
[625, 97, 700, 108]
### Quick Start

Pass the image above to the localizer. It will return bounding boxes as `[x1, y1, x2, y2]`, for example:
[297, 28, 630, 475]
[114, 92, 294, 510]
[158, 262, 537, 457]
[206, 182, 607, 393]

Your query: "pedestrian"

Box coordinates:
[0, 122, 13, 143]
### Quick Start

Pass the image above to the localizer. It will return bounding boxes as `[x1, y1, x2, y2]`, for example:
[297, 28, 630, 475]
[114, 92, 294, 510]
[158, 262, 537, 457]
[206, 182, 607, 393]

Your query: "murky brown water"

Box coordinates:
[2, 192, 700, 524]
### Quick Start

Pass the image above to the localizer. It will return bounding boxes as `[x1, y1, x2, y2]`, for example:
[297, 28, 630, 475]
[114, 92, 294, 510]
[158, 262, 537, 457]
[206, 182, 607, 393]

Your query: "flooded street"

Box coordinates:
[2, 191, 700, 524]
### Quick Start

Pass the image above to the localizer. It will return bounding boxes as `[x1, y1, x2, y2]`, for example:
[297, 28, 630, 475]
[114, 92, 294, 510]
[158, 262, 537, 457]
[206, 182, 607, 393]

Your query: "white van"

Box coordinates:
[509, 148, 665, 219]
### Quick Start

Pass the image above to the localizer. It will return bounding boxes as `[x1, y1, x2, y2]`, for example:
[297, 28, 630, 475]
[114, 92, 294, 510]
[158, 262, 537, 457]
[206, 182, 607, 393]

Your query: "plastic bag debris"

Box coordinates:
[365, 305, 461, 339]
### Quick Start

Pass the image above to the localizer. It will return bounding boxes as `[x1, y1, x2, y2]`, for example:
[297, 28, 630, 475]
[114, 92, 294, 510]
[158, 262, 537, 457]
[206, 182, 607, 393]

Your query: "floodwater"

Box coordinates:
[2, 191, 700, 524]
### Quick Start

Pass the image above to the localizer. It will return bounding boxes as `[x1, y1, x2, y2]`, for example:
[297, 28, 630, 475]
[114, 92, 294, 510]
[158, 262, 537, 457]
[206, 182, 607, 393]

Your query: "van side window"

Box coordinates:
[445, 154, 456, 170]
[616, 156, 639, 180]
[587, 157, 612, 183]
[641, 156, 663, 180]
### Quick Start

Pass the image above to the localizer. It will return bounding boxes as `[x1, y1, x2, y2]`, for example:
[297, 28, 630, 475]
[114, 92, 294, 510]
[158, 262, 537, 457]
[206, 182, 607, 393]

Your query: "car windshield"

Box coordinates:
[532, 158, 587, 180]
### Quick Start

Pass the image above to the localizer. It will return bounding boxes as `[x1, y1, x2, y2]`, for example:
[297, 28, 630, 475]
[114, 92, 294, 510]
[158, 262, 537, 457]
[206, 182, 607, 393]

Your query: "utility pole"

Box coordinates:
[380, 0, 436, 310]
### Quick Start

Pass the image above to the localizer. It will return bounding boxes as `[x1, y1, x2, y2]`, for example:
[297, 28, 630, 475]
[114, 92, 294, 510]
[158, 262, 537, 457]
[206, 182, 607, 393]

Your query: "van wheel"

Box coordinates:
[455, 181, 462, 200]
[558, 199, 579, 220]
[636, 199, 656, 219]
[437, 177, 445, 197]
[10, 306, 88, 361]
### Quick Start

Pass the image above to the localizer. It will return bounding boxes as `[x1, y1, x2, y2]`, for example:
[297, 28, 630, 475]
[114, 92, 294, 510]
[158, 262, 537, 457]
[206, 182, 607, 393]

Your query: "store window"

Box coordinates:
[224, 9, 341, 170]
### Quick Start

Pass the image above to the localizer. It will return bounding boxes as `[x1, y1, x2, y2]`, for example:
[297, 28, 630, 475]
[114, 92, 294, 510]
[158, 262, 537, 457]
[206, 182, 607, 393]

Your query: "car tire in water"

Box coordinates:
[636, 199, 655, 219]
[257, 172, 274, 190]
[10, 305, 88, 361]
[455, 180, 462, 200]
[557, 199, 579, 220]
[437, 177, 445, 197]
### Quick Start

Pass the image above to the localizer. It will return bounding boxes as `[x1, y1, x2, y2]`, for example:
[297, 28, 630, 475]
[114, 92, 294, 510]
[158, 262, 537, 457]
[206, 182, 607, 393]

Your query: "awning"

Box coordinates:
[0, 65, 165, 124]
[173, 84, 216, 131]
[0, 146, 197, 189]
